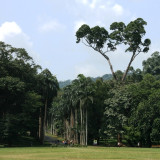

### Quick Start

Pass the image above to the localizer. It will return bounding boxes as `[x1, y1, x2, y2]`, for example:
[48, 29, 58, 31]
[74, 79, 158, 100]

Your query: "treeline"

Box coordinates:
[59, 74, 112, 89]
[50, 51, 160, 147]
[1, 40, 160, 148]
[0, 41, 59, 146]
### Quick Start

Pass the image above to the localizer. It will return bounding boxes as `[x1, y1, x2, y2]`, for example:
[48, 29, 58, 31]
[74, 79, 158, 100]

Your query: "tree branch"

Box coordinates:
[122, 52, 135, 82]
[82, 37, 117, 80]
[133, 51, 141, 60]
[98, 50, 117, 81]
[82, 39, 90, 47]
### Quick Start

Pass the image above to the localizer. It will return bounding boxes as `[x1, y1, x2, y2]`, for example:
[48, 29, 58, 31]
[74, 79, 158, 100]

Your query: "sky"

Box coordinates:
[0, 0, 160, 81]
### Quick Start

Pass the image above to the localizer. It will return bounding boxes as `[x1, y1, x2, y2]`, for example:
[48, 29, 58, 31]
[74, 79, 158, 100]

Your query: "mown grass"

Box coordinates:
[0, 146, 160, 160]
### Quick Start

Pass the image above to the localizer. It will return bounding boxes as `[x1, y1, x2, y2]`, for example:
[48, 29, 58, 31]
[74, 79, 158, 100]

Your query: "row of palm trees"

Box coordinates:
[49, 74, 94, 145]
[38, 69, 59, 144]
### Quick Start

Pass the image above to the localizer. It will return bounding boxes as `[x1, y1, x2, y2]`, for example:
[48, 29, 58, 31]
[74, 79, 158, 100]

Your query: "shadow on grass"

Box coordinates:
[0, 136, 52, 148]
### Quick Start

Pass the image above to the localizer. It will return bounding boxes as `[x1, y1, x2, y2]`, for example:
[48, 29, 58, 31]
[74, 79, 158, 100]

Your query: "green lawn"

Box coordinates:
[0, 146, 160, 160]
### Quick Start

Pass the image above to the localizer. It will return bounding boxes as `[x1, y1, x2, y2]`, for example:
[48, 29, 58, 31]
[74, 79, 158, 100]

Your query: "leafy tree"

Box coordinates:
[126, 67, 143, 83]
[0, 41, 43, 145]
[89, 78, 111, 144]
[76, 24, 117, 80]
[76, 18, 151, 82]
[75, 74, 95, 145]
[37, 69, 59, 144]
[128, 74, 160, 147]
[50, 74, 95, 146]
[143, 51, 160, 78]
[104, 85, 132, 143]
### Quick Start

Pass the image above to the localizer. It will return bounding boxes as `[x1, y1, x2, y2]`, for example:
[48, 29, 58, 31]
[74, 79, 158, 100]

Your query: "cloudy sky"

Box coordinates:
[0, 0, 160, 80]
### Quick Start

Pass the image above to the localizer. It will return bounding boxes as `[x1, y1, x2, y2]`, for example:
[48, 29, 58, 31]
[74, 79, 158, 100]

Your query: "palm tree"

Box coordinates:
[38, 69, 59, 144]
[75, 74, 94, 145]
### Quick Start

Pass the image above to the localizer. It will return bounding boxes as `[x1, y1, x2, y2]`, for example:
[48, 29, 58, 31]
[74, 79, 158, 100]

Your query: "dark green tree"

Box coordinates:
[37, 69, 59, 144]
[128, 74, 160, 147]
[143, 51, 160, 78]
[0, 41, 42, 145]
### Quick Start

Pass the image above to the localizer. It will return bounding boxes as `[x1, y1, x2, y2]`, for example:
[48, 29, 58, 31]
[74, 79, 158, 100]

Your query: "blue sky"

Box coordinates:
[0, 0, 160, 80]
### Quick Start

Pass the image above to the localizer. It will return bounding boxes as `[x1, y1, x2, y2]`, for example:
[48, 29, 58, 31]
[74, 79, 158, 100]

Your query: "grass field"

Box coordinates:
[0, 146, 160, 160]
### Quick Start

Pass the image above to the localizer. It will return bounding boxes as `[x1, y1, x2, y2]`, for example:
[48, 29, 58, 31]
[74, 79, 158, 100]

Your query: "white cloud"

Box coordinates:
[76, 0, 88, 5]
[89, 0, 97, 9]
[71, 1, 134, 78]
[73, 0, 129, 33]
[75, 64, 100, 77]
[112, 4, 124, 16]
[0, 22, 22, 40]
[39, 20, 65, 32]
[82, 0, 88, 5]
[76, 0, 98, 9]
[0, 21, 39, 63]
[99, 5, 106, 9]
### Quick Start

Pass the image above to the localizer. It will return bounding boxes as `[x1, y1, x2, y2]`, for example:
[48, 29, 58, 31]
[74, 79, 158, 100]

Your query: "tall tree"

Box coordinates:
[143, 51, 160, 77]
[76, 25, 117, 80]
[0, 41, 42, 145]
[76, 18, 151, 82]
[75, 74, 94, 145]
[104, 84, 132, 143]
[128, 74, 160, 147]
[38, 69, 59, 144]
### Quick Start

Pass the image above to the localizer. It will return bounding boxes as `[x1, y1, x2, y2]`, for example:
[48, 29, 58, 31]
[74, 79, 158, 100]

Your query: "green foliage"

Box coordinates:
[76, 18, 151, 82]
[143, 51, 160, 77]
[128, 74, 160, 146]
[0, 41, 58, 146]
[104, 85, 132, 138]
[76, 24, 113, 51]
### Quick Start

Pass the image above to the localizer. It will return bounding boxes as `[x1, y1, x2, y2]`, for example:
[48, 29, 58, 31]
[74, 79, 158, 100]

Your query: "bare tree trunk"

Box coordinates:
[99, 51, 117, 80]
[39, 107, 45, 144]
[80, 104, 83, 145]
[122, 52, 135, 82]
[51, 116, 54, 135]
[70, 109, 74, 141]
[82, 108, 85, 146]
[75, 108, 78, 144]
[84, 109, 85, 145]
[118, 133, 122, 144]
[50, 116, 52, 134]
[65, 119, 70, 140]
[42, 98, 47, 143]
[86, 108, 88, 146]
[39, 109, 41, 139]
[44, 98, 47, 130]
[64, 119, 66, 140]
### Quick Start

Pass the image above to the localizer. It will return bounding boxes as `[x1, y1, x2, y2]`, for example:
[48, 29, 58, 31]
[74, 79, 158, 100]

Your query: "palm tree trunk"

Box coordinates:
[80, 100, 83, 145]
[75, 108, 78, 144]
[39, 108, 42, 139]
[39, 107, 45, 144]
[70, 109, 74, 140]
[82, 108, 85, 145]
[44, 98, 47, 135]
[86, 108, 88, 146]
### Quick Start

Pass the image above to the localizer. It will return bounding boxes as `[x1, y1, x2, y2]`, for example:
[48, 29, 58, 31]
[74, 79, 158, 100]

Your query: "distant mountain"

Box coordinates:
[91, 74, 112, 82]
[59, 74, 112, 88]
[59, 80, 72, 88]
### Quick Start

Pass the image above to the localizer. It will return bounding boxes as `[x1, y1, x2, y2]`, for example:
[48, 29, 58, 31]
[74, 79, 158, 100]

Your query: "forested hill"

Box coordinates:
[59, 80, 72, 88]
[59, 74, 112, 88]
